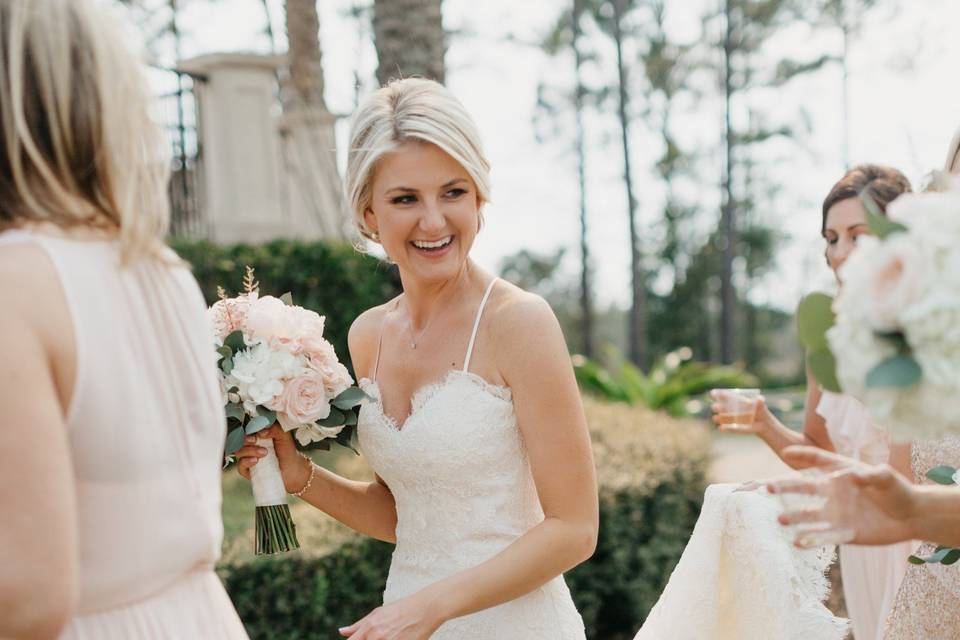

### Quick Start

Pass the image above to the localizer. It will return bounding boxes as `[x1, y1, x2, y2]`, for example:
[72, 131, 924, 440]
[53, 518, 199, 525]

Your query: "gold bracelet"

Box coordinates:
[291, 454, 317, 498]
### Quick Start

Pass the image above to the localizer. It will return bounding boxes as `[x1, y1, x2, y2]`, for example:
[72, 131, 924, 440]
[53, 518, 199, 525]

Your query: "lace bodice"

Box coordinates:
[355, 279, 585, 639]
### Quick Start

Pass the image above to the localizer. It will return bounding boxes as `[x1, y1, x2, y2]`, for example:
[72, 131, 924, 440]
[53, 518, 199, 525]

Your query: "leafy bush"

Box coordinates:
[220, 398, 710, 640]
[574, 346, 758, 416]
[171, 239, 401, 371]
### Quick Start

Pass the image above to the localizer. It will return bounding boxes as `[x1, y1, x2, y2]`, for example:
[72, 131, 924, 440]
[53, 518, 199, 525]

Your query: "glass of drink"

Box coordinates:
[712, 388, 761, 432]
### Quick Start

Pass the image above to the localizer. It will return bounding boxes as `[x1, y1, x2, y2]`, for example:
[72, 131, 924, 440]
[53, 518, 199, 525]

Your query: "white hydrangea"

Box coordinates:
[828, 185, 960, 436]
[227, 341, 308, 415]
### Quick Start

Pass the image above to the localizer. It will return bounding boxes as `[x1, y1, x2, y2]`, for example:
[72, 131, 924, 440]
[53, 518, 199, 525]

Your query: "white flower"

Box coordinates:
[294, 424, 346, 447]
[227, 342, 307, 414]
[952, 470, 960, 486]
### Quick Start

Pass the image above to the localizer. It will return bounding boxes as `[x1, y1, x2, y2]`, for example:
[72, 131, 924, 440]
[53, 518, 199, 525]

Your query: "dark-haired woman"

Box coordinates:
[711, 165, 915, 640]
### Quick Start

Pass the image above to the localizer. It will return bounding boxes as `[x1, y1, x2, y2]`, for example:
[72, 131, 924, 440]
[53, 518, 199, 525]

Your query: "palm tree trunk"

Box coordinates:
[373, 0, 445, 84]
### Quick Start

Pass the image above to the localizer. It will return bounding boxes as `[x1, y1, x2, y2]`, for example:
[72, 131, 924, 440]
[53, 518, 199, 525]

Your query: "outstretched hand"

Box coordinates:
[339, 591, 443, 640]
[769, 446, 916, 547]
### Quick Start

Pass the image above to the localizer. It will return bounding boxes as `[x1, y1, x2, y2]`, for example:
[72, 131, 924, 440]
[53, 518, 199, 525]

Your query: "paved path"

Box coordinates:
[708, 432, 793, 484]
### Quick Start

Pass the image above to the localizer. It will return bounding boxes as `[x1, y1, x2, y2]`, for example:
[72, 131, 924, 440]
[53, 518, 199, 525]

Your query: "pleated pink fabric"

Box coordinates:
[0, 229, 247, 639]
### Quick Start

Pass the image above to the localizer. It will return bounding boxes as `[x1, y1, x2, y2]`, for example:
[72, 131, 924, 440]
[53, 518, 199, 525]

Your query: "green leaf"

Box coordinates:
[257, 407, 277, 425]
[318, 407, 346, 428]
[225, 402, 245, 422]
[224, 426, 245, 457]
[807, 349, 841, 393]
[926, 466, 959, 486]
[344, 410, 359, 427]
[911, 546, 954, 564]
[943, 548, 960, 565]
[876, 331, 909, 354]
[217, 345, 233, 360]
[280, 292, 294, 306]
[332, 387, 371, 410]
[221, 357, 234, 375]
[224, 330, 245, 352]
[245, 415, 272, 435]
[863, 194, 908, 238]
[865, 355, 922, 389]
[796, 293, 835, 352]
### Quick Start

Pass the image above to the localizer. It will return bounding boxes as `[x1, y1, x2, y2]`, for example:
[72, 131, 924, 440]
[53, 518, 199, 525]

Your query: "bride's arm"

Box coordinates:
[235, 307, 398, 543]
[339, 292, 598, 638]
[0, 247, 79, 638]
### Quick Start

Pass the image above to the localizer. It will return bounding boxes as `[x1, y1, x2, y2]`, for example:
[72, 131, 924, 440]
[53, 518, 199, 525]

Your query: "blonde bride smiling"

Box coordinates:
[236, 78, 598, 640]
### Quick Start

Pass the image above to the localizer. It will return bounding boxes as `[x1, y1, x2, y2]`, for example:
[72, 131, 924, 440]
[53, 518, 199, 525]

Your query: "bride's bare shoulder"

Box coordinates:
[348, 299, 397, 379]
[487, 280, 560, 343]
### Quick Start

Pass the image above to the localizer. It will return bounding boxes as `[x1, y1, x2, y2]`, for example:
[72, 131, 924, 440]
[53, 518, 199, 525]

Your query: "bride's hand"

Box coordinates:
[338, 590, 444, 640]
[234, 424, 311, 494]
[709, 390, 768, 435]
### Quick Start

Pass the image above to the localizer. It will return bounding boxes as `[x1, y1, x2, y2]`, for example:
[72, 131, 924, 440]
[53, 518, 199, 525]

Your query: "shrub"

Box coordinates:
[171, 239, 401, 371]
[220, 397, 710, 640]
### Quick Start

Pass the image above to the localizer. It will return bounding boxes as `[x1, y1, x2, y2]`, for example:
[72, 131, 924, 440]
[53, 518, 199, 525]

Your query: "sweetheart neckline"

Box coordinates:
[360, 369, 512, 433]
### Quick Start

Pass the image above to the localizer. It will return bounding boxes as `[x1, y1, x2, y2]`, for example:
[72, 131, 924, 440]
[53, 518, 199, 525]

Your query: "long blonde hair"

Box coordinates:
[345, 78, 491, 242]
[0, 0, 170, 260]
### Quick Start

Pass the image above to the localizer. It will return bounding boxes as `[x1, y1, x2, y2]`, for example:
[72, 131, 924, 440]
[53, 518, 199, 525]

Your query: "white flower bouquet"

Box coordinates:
[211, 268, 368, 555]
[797, 181, 960, 437]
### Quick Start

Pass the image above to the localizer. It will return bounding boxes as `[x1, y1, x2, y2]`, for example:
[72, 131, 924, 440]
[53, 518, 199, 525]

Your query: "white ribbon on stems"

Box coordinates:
[250, 438, 287, 507]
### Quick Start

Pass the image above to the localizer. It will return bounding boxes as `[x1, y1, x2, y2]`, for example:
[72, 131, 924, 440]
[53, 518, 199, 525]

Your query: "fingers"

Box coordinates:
[781, 445, 846, 471]
[778, 506, 826, 526]
[339, 620, 361, 637]
[767, 477, 823, 496]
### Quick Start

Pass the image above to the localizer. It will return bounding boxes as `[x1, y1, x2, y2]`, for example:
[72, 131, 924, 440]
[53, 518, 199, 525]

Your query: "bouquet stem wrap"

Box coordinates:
[249, 438, 299, 555]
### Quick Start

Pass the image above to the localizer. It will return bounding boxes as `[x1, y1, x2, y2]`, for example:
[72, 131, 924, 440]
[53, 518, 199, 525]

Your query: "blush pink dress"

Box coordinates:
[816, 391, 915, 640]
[0, 230, 248, 639]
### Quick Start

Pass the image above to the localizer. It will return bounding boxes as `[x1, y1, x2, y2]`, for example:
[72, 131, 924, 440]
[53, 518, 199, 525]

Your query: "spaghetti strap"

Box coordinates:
[463, 278, 498, 373]
[372, 298, 400, 382]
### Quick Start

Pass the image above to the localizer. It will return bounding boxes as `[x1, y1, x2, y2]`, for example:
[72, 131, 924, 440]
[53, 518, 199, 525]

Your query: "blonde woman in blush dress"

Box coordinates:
[235, 78, 597, 640]
[711, 165, 916, 640]
[0, 1, 247, 638]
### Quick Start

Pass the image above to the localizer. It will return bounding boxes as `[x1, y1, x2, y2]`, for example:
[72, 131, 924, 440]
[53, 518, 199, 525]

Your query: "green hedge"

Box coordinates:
[220, 398, 708, 639]
[171, 239, 401, 372]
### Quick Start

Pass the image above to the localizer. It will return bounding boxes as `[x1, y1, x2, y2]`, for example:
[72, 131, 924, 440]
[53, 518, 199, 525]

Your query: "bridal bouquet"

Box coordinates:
[797, 180, 960, 437]
[212, 268, 368, 555]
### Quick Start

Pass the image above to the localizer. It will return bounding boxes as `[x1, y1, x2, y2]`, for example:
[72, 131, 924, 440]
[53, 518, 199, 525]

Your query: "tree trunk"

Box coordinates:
[282, 0, 348, 239]
[612, 0, 646, 370]
[573, 0, 593, 358]
[373, 0, 445, 84]
[720, 0, 737, 364]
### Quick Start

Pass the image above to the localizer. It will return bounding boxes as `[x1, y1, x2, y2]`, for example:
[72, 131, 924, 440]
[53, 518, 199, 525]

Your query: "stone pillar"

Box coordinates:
[178, 53, 344, 244]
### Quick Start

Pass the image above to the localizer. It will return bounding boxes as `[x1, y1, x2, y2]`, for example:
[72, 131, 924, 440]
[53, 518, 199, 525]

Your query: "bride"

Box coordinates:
[236, 78, 598, 639]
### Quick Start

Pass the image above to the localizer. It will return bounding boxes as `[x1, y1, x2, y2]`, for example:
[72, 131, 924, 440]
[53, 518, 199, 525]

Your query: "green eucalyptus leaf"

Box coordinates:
[796, 293, 836, 352]
[245, 415, 272, 435]
[863, 194, 908, 238]
[221, 358, 234, 375]
[217, 345, 233, 360]
[344, 410, 359, 427]
[224, 330, 245, 352]
[280, 292, 294, 306]
[908, 554, 925, 565]
[875, 331, 909, 354]
[926, 465, 959, 486]
[224, 427, 245, 457]
[807, 349, 841, 393]
[332, 387, 370, 410]
[913, 547, 954, 564]
[943, 548, 960, 565]
[865, 355, 922, 389]
[225, 403, 245, 422]
[318, 407, 346, 428]
[257, 407, 277, 425]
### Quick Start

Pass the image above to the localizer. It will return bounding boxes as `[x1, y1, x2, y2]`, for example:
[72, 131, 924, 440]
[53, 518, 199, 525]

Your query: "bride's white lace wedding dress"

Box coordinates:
[357, 278, 586, 639]
[635, 485, 849, 640]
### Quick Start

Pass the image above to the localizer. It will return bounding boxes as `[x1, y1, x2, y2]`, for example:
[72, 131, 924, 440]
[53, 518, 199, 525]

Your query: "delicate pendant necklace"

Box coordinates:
[406, 311, 434, 349]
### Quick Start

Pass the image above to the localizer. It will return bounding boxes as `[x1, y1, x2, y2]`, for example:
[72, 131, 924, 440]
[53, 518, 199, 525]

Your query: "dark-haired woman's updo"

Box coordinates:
[822, 164, 912, 233]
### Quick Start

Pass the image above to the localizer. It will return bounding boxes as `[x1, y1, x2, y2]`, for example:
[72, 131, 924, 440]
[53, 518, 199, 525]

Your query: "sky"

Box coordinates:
[132, 0, 960, 311]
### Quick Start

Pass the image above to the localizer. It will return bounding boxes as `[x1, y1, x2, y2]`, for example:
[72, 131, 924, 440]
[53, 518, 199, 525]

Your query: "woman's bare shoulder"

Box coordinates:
[348, 298, 398, 379]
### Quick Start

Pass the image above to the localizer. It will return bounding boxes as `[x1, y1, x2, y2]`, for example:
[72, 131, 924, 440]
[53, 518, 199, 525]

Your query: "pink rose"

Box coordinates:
[244, 297, 326, 352]
[304, 337, 353, 396]
[276, 372, 332, 431]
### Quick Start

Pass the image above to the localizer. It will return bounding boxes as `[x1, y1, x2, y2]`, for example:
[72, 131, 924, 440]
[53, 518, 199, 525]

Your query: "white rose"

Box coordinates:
[294, 424, 346, 447]
[227, 342, 306, 413]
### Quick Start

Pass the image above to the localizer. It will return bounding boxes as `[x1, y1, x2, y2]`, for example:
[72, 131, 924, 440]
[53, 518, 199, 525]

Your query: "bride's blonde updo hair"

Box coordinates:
[0, 0, 170, 260]
[345, 78, 491, 242]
